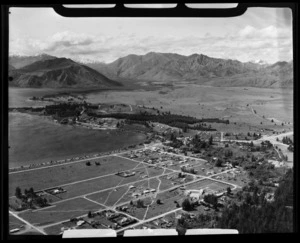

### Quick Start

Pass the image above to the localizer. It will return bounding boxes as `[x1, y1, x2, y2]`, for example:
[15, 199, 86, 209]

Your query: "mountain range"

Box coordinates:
[9, 52, 293, 88]
[86, 52, 293, 88]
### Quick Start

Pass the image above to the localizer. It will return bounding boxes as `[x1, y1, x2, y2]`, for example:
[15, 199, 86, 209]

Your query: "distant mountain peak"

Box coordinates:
[250, 59, 269, 65]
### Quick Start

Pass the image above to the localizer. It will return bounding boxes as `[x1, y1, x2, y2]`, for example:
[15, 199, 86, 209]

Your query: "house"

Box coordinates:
[265, 192, 275, 202]
[76, 220, 85, 226]
[121, 206, 129, 211]
[153, 220, 159, 226]
[190, 192, 201, 201]
[106, 213, 119, 220]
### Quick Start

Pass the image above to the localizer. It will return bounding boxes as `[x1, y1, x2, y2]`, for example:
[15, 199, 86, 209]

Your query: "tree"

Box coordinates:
[176, 217, 187, 235]
[15, 187, 22, 199]
[170, 132, 177, 142]
[183, 126, 188, 133]
[35, 197, 48, 207]
[88, 211, 93, 218]
[204, 194, 218, 208]
[215, 158, 223, 167]
[29, 187, 35, 198]
[156, 199, 162, 204]
[137, 199, 144, 208]
[209, 135, 213, 145]
[227, 187, 232, 195]
[182, 198, 193, 211]
[86, 161, 91, 166]
[24, 189, 29, 199]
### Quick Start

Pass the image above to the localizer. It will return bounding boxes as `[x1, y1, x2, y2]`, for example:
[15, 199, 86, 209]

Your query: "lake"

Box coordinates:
[8, 88, 147, 168]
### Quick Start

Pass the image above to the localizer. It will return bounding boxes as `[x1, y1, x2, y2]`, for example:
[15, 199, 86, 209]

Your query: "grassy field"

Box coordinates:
[211, 172, 249, 187]
[144, 190, 184, 220]
[104, 185, 130, 206]
[9, 156, 139, 197]
[55, 175, 123, 200]
[18, 198, 104, 226]
[185, 179, 233, 194]
[149, 178, 160, 190]
[158, 173, 180, 191]
[85, 189, 113, 205]
[85, 85, 293, 133]
[9, 215, 26, 231]
[108, 180, 150, 206]
[192, 164, 225, 176]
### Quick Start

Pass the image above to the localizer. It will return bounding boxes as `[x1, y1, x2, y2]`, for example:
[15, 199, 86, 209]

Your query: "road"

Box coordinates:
[116, 207, 183, 233]
[9, 211, 46, 235]
[221, 131, 293, 145]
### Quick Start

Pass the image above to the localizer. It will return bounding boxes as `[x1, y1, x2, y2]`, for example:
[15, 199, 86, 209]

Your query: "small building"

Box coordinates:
[76, 220, 85, 226]
[265, 192, 275, 202]
[190, 192, 201, 201]
[9, 228, 20, 234]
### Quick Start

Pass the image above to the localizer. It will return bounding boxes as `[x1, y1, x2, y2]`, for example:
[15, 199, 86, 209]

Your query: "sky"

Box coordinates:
[9, 6, 293, 64]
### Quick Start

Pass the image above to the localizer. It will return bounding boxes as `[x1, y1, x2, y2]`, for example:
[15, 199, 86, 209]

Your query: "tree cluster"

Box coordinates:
[87, 111, 217, 131]
[14, 187, 48, 210]
[203, 194, 219, 208]
[45, 103, 82, 118]
[218, 169, 293, 233]
[282, 136, 293, 145]
[190, 134, 212, 152]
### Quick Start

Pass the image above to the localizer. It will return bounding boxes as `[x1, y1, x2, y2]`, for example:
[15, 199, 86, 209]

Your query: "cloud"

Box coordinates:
[44, 31, 97, 52]
[9, 25, 293, 64]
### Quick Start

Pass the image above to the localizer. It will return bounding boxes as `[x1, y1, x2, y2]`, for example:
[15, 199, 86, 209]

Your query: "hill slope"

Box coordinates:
[9, 57, 122, 88]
